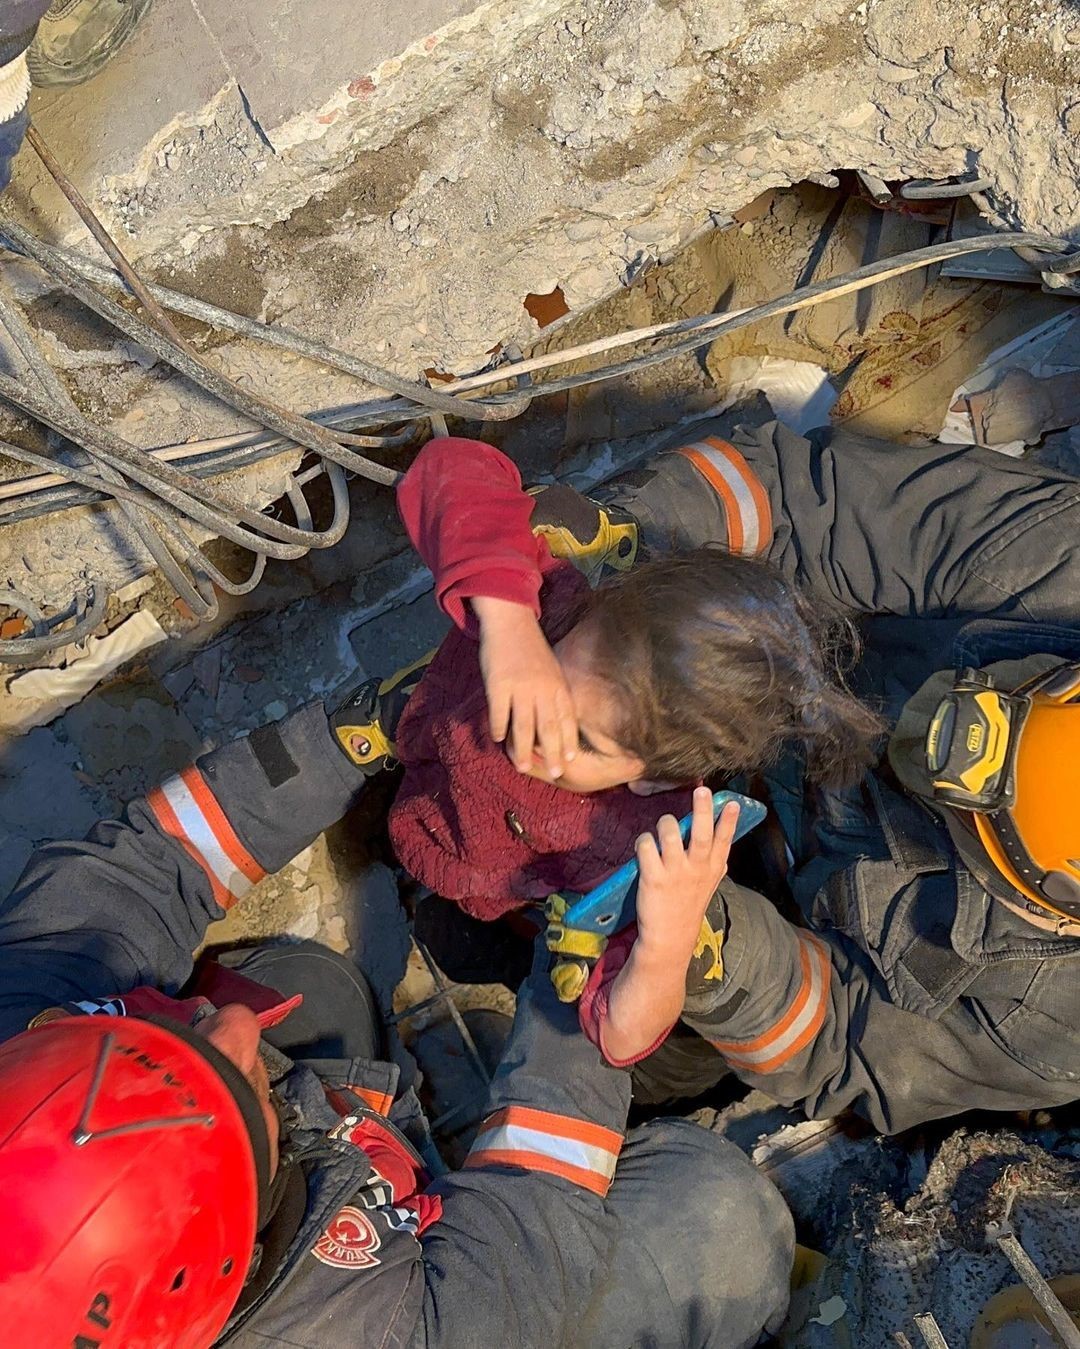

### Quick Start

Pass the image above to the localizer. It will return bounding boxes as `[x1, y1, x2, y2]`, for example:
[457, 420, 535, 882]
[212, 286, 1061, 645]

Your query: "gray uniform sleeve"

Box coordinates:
[412, 969, 632, 1349]
[681, 879, 1080, 1134]
[753, 424, 1080, 624]
[640, 419, 1080, 625]
[0, 703, 366, 1040]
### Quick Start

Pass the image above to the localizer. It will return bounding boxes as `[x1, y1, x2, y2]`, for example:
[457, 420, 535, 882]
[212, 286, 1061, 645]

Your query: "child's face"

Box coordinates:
[520, 621, 652, 794]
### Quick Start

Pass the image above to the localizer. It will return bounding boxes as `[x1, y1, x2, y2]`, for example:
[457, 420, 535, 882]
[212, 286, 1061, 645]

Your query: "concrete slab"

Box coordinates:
[207, 0, 480, 143]
[16, 0, 233, 233]
[10, 0, 491, 237]
[60, 677, 205, 802]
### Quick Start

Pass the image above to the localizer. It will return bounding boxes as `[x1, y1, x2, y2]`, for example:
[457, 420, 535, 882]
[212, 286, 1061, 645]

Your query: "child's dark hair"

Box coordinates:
[581, 546, 883, 787]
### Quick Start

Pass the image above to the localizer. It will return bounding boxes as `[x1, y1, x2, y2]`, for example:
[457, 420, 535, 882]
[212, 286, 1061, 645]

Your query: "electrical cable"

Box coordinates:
[0, 369, 353, 556]
[0, 230, 532, 427]
[0, 217, 1075, 663]
[0, 274, 221, 650]
[0, 226, 531, 426]
[424, 232, 1079, 408]
[3, 218, 402, 487]
[8, 227, 1075, 437]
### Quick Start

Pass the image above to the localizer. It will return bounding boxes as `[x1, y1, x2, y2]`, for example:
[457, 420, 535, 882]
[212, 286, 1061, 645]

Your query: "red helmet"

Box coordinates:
[0, 1015, 262, 1347]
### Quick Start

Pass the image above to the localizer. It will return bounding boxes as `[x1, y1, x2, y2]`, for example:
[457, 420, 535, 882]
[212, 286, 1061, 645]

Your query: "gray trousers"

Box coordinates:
[229, 942, 794, 1349]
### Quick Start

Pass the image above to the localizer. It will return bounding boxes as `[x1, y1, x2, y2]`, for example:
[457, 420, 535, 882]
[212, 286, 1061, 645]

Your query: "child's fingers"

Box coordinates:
[536, 698, 565, 779]
[557, 687, 578, 763]
[510, 699, 536, 773]
[487, 684, 511, 744]
[635, 830, 662, 880]
[687, 786, 714, 859]
[710, 801, 741, 870]
[655, 813, 682, 861]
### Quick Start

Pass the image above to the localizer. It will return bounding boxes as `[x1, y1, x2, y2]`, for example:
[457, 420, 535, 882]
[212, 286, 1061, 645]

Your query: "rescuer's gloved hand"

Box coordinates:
[328, 652, 434, 776]
[527, 483, 639, 584]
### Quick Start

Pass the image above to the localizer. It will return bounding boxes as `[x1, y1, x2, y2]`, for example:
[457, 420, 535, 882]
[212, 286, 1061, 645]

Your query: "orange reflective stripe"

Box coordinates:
[674, 438, 772, 556]
[706, 437, 772, 554]
[179, 766, 264, 885]
[463, 1148, 612, 1197]
[466, 1106, 622, 1196]
[710, 934, 831, 1074]
[481, 1105, 622, 1156]
[353, 1087, 394, 1117]
[678, 446, 745, 553]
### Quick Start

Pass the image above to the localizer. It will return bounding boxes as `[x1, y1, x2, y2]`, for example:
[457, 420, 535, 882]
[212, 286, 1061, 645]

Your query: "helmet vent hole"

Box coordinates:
[222, 1258, 234, 1277]
[170, 1269, 186, 1292]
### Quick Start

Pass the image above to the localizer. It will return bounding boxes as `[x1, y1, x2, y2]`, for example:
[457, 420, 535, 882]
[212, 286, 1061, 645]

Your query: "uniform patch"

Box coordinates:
[693, 915, 724, 981]
[312, 1206, 383, 1270]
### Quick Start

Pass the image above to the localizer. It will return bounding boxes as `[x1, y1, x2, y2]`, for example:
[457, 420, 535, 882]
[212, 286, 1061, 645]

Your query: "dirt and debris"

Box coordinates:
[1, 1, 1080, 1323]
[780, 1123, 1080, 1346]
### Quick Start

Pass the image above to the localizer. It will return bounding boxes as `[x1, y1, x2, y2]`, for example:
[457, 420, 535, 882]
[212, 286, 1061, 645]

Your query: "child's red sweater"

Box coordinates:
[389, 436, 692, 917]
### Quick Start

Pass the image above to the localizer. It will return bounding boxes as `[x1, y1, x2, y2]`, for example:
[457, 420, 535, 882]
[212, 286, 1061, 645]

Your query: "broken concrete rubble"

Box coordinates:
[0, 2, 1079, 1335]
[780, 1125, 1080, 1347]
[2, 0, 1078, 613]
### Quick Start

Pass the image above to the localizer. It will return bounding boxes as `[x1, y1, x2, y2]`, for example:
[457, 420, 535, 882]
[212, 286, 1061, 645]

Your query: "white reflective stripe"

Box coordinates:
[723, 939, 826, 1067]
[689, 441, 761, 554]
[472, 1121, 618, 1181]
[159, 774, 253, 901]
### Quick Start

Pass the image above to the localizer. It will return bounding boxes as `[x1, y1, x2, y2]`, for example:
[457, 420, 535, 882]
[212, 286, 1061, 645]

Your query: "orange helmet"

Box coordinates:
[0, 1015, 264, 1347]
[927, 661, 1080, 922]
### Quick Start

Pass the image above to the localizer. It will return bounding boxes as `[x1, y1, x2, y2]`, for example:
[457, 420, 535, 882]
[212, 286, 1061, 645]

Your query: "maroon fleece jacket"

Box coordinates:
[388, 438, 693, 922]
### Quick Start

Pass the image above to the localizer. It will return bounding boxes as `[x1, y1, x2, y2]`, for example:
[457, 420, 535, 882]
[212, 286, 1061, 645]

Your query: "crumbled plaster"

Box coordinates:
[81, 0, 1080, 344]
[2, 0, 1078, 619]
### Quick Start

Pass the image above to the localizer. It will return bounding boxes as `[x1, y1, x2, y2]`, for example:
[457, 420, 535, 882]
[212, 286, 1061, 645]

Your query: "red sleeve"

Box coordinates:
[396, 437, 555, 634]
[577, 924, 677, 1068]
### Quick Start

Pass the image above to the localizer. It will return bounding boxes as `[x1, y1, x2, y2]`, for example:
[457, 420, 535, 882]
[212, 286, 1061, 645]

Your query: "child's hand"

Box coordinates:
[597, 789, 739, 1066]
[634, 788, 739, 964]
[472, 595, 578, 778]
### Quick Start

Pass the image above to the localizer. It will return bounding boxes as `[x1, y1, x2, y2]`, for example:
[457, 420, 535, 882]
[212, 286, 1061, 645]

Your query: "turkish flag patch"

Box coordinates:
[312, 1206, 383, 1270]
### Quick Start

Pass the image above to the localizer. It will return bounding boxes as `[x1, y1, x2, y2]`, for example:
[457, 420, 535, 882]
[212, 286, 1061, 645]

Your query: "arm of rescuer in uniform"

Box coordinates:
[0, 703, 637, 1347]
[412, 965, 633, 1348]
[397, 435, 582, 778]
[0, 702, 369, 1041]
[675, 874, 1080, 1135]
[633, 420, 1080, 627]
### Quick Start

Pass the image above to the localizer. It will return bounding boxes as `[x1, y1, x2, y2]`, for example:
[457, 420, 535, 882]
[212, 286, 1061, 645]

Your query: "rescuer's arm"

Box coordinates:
[0, 703, 366, 1040]
[619, 419, 1080, 626]
[411, 965, 632, 1348]
[680, 875, 1080, 1133]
